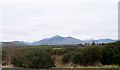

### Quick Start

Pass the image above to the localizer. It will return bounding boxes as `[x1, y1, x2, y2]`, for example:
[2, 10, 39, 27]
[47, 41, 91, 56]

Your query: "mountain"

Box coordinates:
[2, 41, 27, 47]
[83, 39, 95, 44]
[12, 41, 27, 46]
[26, 36, 117, 45]
[1, 36, 117, 46]
[32, 35, 83, 45]
[83, 38, 116, 44]
[95, 38, 116, 43]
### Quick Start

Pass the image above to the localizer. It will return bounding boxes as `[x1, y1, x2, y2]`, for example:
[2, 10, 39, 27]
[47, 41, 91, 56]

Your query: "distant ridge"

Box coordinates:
[2, 41, 27, 47]
[95, 38, 115, 43]
[1, 35, 117, 46]
[28, 35, 117, 45]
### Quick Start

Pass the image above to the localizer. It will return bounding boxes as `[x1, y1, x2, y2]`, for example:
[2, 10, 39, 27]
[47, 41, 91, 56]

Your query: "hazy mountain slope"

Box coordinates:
[2, 36, 117, 46]
[33, 35, 83, 45]
[95, 39, 116, 43]
[2, 41, 27, 47]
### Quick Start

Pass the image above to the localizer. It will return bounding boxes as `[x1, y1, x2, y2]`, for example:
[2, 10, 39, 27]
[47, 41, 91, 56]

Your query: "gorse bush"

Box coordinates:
[12, 48, 55, 68]
[82, 46, 103, 65]
[71, 51, 84, 65]
[62, 52, 71, 63]
[62, 42, 120, 66]
[62, 46, 103, 66]
[52, 48, 66, 55]
[101, 42, 120, 65]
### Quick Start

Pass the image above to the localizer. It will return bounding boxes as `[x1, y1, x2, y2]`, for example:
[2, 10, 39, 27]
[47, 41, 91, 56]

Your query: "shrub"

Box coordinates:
[101, 42, 120, 65]
[62, 53, 71, 63]
[82, 46, 103, 65]
[12, 48, 55, 68]
[71, 51, 84, 65]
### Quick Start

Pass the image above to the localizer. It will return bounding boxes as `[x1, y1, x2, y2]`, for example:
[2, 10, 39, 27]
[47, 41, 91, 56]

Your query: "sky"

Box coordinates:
[0, 0, 119, 42]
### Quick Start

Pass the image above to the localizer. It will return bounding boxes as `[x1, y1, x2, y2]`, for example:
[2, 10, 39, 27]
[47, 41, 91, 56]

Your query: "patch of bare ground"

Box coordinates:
[2, 64, 17, 68]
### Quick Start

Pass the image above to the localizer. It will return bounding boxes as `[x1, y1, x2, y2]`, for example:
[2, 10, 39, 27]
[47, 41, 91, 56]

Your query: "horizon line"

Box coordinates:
[0, 35, 118, 42]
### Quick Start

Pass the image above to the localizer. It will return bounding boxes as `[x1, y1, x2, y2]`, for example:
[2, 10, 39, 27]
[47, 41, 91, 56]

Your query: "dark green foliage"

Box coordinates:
[52, 48, 66, 55]
[101, 42, 120, 65]
[12, 56, 25, 67]
[82, 46, 102, 65]
[12, 48, 55, 68]
[91, 41, 96, 45]
[62, 48, 81, 64]
[71, 51, 84, 65]
[62, 46, 103, 66]
[62, 42, 120, 66]
[62, 53, 71, 63]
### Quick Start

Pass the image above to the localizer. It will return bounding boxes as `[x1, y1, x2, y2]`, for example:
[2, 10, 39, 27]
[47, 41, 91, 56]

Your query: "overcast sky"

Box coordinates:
[0, 0, 119, 42]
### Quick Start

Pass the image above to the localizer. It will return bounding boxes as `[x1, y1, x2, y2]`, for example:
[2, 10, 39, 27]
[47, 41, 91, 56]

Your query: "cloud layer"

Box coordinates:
[0, 0, 118, 42]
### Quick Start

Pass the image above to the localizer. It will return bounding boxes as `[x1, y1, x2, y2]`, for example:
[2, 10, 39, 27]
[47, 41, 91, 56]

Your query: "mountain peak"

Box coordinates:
[52, 35, 62, 38]
[66, 36, 73, 38]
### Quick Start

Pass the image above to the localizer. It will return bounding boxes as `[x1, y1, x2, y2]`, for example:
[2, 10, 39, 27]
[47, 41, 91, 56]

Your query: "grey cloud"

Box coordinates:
[0, 0, 118, 41]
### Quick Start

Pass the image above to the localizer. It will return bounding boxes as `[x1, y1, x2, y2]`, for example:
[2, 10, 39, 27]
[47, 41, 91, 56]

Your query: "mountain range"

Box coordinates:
[2, 35, 117, 46]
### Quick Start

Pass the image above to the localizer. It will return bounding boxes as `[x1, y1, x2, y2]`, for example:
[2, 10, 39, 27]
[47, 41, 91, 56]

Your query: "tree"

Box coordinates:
[91, 41, 96, 45]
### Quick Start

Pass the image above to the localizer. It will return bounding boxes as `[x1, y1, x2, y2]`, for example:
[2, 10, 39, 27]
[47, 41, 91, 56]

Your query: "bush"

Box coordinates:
[62, 53, 71, 63]
[62, 46, 103, 66]
[62, 48, 75, 63]
[71, 51, 84, 65]
[52, 49, 66, 55]
[82, 46, 103, 65]
[12, 48, 55, 68]
[101, 42, 120, 65]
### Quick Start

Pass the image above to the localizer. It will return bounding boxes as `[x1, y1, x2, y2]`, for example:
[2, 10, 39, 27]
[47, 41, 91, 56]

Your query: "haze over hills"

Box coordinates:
[31, 35, 116, 45]
[2, 41, 27, 47]
[32, 35, 83, 45]
[1, 35, 117, 46]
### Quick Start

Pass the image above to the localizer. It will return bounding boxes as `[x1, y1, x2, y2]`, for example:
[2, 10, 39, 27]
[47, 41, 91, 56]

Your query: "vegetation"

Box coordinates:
[2, 42, 120, 68]
[101, 42, 120, 65]
[12, 48, 55, 68]
[62, 42, 120, 66]
[61, 46, 103, 65]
